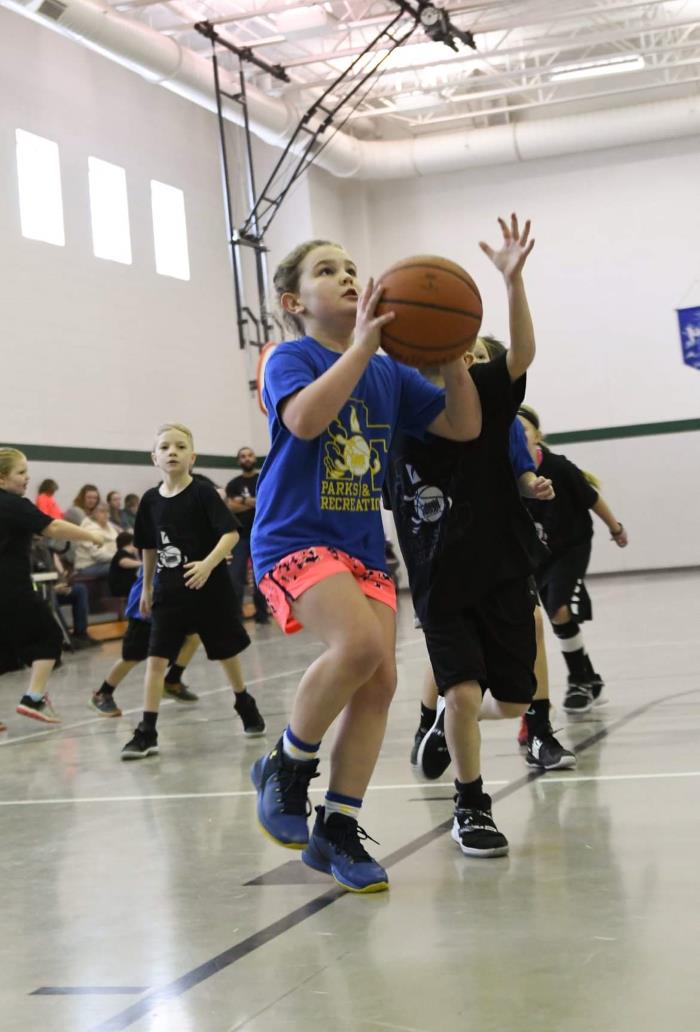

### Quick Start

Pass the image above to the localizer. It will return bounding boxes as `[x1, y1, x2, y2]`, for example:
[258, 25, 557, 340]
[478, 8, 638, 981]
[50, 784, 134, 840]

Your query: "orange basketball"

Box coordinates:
[376, 255, 482, 368]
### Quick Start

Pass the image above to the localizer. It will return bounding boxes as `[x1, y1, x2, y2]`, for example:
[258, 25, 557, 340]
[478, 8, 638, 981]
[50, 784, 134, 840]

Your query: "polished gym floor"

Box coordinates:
[1, 569, 699, 1032]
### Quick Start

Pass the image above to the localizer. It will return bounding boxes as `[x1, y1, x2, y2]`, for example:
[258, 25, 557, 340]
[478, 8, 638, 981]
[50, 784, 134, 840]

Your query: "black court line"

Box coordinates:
[31, 988, 148, 996]
[87, 688, 698, 1032]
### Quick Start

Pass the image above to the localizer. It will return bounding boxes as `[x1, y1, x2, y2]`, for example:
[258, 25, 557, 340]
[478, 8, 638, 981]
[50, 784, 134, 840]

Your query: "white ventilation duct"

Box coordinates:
[4, 0, 700, 180]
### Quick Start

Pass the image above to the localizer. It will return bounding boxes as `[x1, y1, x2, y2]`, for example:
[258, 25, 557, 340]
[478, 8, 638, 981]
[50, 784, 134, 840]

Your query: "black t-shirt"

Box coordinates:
[0, 489, 53, 596]
[525, 449, 598, 559]
[384, 354, 544, 623]
[224, 472, 259, 535]
[134, 480, 240, 602]
[108, 548, 139, 598]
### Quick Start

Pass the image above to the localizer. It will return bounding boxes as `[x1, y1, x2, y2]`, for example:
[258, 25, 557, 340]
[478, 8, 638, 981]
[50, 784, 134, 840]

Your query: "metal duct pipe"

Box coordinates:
[3, 0, 700, 180]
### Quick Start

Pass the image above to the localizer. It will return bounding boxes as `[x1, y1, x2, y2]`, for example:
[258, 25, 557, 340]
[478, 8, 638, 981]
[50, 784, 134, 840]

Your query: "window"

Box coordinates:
[15, 129, 65, 246]
[150, 180, 190, 280]
[88, 157, 132, 264]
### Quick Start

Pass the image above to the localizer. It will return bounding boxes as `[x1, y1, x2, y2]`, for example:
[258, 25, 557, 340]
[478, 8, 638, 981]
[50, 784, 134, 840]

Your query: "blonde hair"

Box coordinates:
[0, 448, 26, 479]
[582, 469, 602, 491]
[273, 239, 341, 335]
[155, 423, 195, 449]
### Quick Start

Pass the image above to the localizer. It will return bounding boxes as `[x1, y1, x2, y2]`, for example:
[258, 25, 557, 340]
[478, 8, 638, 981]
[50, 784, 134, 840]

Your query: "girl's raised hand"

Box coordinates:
[479, 213, 535, 282]
[353, 276, 394, 353]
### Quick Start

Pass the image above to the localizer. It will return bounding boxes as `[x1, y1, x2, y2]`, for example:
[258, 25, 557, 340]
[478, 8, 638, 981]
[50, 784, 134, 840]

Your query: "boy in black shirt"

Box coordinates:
[386, 214, 544, 858]
[518, 406, 628, 713]
[108, 531, 141, 598]
[121, 424, 265, 759]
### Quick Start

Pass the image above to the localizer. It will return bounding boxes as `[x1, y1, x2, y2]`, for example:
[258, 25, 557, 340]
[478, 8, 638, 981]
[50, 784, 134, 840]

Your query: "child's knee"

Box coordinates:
[337, 626, 386, 682]
[445, 681, 482, 721]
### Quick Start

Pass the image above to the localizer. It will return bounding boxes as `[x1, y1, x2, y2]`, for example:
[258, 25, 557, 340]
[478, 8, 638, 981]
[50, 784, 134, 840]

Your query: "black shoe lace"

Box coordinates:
[277, 767, 319, 816]
[332, 819, 380, 863]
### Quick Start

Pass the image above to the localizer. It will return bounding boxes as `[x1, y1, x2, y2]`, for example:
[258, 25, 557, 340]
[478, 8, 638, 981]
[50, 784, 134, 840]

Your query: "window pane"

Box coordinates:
[15, 129, 65, 246]
[88, 157, 132, 264]
[150, 180, 190, 280]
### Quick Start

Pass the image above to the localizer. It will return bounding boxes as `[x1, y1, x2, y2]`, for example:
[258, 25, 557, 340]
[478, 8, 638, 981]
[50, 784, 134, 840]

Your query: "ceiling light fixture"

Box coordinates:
[549, 55, 645, 82]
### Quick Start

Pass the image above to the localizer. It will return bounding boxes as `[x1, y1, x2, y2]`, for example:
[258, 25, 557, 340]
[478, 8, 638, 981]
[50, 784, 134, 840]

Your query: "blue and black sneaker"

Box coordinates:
[250, 738, 319, 849]
[301, 805, 389, 893]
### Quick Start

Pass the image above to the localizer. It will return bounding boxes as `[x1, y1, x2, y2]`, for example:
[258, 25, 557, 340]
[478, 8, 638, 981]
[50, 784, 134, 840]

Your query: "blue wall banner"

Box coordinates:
[677, 306, 700, 370]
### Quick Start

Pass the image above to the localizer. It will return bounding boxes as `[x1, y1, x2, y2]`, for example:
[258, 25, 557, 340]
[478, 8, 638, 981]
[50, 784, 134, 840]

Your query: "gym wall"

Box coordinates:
[362, 141, 700, 573]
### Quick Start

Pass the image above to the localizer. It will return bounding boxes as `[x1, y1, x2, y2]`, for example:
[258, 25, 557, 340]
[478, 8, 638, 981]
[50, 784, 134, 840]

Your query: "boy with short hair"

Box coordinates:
[386, 214, 547, 857]
[121, 423, 265, 758]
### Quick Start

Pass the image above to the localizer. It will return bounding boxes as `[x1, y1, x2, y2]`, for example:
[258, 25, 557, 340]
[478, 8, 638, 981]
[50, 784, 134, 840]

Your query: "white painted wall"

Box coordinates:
[0, 8, 304, 460]
[362, 139, 700, 572]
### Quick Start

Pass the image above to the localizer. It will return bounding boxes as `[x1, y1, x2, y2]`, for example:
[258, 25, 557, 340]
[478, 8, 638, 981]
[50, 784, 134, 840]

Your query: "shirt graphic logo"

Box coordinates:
[320, 400, 389, 514]
[403, 464, 451, 532]
[157, 530, 185, 570]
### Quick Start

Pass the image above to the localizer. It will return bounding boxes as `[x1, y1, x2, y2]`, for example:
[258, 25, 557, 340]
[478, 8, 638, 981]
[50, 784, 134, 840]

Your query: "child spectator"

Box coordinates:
[35, 479, 63, 520]
[108, 531, 142, 598]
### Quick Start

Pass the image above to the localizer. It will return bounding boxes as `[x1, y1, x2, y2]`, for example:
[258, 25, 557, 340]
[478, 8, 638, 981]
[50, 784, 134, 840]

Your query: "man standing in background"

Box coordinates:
[225, 447, 269, 625]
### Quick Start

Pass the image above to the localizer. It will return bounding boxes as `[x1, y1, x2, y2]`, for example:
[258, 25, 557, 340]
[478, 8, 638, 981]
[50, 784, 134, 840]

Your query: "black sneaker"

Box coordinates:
[90, 692, 122, 718]
[563, 677, 594, 715]
[163, 681, 199, 703]
[415, 697, 450, 779]
[526, 727, 576, 771]
[588, 672, 606, 706]
[302, 806, 389, 892]
[16, 694, 61, 724]
[121, 723, 159, 760]
[410, 724, 428, 766]
[250, 739, 319, 847]
[71, 633, 100, 650]
[451, 800, 509, 858]
[234, 691, 265, 736]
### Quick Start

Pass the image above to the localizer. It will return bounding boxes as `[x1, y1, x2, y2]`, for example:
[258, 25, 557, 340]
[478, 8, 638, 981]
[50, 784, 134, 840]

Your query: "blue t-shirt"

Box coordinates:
[251, 337, 446, 580]
[509, 418, 535, 478]
[125, 566, 146, 621]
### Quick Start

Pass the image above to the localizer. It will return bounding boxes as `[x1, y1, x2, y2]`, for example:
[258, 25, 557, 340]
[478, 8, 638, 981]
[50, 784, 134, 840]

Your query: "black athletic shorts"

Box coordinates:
[0, 591, 62, 665]
[121, 618, 152, 662]
[148, 590, 250, 662]
[536, 540, 592, 622]
[422, 577, 537, 703]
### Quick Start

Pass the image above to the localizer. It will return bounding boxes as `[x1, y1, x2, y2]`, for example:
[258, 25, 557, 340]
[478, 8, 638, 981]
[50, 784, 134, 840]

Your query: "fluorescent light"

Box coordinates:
[88, 157, 132, 264]
[550, 55, 645, 82]
[15, 129, 65, 246]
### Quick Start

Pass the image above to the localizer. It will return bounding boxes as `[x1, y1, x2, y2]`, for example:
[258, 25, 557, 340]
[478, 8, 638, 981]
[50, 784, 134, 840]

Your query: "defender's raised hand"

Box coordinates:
[479, 214, 535, 282]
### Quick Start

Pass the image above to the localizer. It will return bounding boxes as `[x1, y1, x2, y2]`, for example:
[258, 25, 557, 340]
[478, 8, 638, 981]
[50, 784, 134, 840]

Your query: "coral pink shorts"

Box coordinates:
[258, 546, 397, 635]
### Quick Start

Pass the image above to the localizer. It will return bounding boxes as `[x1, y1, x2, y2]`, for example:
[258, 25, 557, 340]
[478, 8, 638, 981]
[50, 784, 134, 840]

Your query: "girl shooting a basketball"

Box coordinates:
[249, 239, 481, 893]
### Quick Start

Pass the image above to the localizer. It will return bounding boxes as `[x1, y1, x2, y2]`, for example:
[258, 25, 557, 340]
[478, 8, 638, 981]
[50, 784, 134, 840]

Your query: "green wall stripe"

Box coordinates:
[6, 417, 700, 464]
[547, 417, 700, 445]
[7, 444, 242, 469]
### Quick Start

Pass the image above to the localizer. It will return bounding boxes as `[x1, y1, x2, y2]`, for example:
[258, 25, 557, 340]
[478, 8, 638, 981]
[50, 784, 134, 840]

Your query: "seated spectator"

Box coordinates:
[64, 484, 101, 526]
[36, 479, 63, 520]
[107, 490, 126, 529]
[109, 531, 142, 598]
[121, 493, 140, 531]
[31, 538, 97, 650]
[74, 503, 118, 577]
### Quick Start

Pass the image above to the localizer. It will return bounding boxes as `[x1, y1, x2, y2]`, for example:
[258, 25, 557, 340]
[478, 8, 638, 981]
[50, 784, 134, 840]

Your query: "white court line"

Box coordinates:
[2, 770, 699, 807]
[0, 665, 310, 748]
